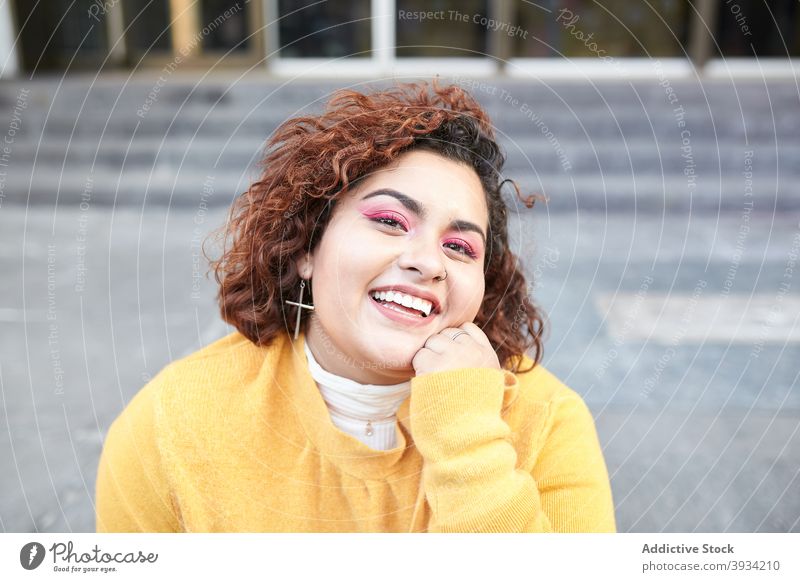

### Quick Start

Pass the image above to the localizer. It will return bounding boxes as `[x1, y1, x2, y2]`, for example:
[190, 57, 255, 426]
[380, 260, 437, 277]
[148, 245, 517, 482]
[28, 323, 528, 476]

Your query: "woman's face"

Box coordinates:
[299, 149, 489, 384]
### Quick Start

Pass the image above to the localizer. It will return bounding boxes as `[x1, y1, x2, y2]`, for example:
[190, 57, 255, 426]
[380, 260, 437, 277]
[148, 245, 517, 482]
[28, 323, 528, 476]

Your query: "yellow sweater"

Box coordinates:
[95, 331, 616, 532]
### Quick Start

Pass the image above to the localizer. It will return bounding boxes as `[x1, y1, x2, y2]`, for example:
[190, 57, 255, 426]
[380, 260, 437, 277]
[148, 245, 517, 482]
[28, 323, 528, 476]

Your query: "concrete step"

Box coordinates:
[2, 77, 796, 211]
[8, 137, 800, 175]
[17, 106, 798, 141]
[5, 76, 799, 111]
[4, 167, 793, 212]
[6, 78, 798, 142]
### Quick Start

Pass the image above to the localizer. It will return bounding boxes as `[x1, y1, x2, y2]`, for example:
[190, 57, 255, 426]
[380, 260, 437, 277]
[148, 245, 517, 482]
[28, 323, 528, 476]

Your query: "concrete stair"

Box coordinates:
[1, 76, 798, 212]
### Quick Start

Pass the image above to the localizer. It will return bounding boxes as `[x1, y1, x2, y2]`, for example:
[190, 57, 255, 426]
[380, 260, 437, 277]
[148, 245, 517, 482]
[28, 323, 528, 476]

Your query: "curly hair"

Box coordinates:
[208, 81, 546, 373]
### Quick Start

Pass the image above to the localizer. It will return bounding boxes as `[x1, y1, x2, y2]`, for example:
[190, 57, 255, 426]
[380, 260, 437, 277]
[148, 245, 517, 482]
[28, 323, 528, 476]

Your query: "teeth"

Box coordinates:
[370, 290, 434, 317]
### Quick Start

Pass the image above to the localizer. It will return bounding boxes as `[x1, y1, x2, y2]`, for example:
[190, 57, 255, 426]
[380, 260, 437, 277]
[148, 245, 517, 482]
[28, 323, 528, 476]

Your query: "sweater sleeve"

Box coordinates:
[409, 367, 615, 533]
[95, 378, 181, 533]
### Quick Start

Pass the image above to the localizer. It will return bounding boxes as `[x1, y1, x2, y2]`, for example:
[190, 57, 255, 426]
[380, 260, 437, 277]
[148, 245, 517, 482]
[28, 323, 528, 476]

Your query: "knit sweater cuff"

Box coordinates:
[409, 367, 547, 532]
[410, 367, 516, 461]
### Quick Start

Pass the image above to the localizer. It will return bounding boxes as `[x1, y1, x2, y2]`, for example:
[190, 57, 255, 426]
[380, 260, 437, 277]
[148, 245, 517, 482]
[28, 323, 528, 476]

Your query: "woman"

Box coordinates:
[95, 82, 616, 532]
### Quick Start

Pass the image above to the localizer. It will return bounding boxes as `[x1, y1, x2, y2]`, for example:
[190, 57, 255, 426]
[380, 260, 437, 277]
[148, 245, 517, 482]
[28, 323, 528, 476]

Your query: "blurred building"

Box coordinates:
[1, 0, 798, 79]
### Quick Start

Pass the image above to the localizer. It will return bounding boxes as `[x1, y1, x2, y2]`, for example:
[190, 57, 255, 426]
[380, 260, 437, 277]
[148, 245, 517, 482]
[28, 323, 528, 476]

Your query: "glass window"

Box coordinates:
[200, 0, 250, 53]
[13, 0, 109, 71]
[513, 0, 690, 58]
[716, 0, 800, 57]
[278, 0, 371, 58]
[396, 0, 489, 58]
[125, 0, 173, 55]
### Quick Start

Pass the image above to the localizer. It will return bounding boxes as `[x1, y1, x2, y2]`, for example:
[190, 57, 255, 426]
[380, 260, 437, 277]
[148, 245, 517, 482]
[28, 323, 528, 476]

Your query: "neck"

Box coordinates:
[304, 319, 415, 385]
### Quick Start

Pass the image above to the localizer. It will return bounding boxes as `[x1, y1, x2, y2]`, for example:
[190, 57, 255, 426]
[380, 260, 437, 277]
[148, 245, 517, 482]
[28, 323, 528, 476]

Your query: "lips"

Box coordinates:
[368, 285, 442, 315]
[369, 293, 436, 326]
[369, 290, 433, 317]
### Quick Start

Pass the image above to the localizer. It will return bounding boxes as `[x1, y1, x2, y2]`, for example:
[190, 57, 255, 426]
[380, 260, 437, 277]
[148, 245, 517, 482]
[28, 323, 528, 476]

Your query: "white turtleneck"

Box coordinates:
[303, 341, 411, 451]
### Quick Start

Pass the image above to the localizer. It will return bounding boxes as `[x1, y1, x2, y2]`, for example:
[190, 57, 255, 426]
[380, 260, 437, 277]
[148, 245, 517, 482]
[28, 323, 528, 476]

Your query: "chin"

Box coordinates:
[363, 342, 418, 374]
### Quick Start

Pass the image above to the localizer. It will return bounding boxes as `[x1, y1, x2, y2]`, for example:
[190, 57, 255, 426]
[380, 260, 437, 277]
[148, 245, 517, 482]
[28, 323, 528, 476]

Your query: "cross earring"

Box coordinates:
[285, 279, 315, 340]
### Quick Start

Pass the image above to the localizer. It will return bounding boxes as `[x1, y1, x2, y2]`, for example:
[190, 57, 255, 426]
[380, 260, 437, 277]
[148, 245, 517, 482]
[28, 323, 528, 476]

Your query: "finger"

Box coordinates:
[423, 334, 452, 353]
[411, 346, 436, 370]
[452, 327, 474, 342]
[461, 322, 490, 346]
[441, 333, 470, 349]
[444, 326, 475, 342]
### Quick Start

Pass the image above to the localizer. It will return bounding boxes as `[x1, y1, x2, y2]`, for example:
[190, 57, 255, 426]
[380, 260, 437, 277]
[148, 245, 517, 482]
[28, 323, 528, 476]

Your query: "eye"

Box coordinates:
[444, 239, 478, 259]
[369, 212, 407, 231]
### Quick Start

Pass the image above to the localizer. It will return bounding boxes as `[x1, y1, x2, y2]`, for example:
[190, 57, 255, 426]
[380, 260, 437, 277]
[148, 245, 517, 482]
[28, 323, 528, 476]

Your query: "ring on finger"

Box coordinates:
[449, 330, 469, 341]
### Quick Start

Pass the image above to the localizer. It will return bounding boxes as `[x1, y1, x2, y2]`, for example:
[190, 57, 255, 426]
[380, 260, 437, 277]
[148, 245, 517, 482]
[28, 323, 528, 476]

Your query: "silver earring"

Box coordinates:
[285, 279, 315, 340]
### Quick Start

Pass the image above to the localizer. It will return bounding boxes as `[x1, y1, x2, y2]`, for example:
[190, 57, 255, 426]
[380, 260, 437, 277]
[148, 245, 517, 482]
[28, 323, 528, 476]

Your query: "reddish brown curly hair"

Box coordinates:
[208, 81, 546, 373]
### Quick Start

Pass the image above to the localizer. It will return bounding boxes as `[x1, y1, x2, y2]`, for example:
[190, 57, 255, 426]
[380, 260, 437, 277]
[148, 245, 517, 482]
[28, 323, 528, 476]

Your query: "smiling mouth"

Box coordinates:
[369, 292, 433, 318]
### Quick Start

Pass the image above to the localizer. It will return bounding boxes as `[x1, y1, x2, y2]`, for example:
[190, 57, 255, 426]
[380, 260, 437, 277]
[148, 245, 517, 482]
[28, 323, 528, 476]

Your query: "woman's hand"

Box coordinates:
[412, 322, 502, 376]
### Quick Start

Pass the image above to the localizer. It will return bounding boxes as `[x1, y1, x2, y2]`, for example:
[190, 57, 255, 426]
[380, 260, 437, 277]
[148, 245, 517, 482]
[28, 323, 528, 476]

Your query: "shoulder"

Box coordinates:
[510, 355, 591, 413]
[156, 329, 284, 411]
[161, 331, 268, 379]
[118, 332, 285, 447]
[508, 361, 616, 532]
[153, 331, 276, 401]
[504, 357, 600, 467]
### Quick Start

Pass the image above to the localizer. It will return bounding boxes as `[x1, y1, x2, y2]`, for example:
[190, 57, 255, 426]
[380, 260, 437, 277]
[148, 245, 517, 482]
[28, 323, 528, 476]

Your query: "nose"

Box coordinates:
[397, 233, 446, 282]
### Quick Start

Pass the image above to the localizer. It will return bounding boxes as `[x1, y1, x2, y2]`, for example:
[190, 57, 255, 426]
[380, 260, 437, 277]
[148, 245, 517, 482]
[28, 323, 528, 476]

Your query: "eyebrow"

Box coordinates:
[361, 188, 487, 246]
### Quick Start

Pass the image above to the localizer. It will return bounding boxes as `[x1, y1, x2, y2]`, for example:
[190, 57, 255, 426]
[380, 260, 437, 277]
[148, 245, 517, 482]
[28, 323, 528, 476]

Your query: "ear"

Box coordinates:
[295, 253, 313, 279]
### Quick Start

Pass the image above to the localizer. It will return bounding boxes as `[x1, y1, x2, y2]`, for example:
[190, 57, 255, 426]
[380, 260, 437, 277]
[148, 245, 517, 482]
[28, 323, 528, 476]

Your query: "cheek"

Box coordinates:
[315, 234, 385, 305]
[451, 272, 486, 319]
[328, 217, 383, 262]
[471, 281, 486, 315]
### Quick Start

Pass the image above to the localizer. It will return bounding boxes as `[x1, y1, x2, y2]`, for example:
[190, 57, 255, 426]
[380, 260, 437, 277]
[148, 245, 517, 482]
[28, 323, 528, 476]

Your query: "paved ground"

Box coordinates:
[1, 206, 797, 533]
[0, 76, 798, 532]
